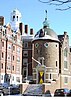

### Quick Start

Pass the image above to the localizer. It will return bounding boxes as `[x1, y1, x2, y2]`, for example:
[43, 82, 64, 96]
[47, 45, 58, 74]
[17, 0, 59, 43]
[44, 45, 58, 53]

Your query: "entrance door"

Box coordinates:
[38, 71, 44, 84]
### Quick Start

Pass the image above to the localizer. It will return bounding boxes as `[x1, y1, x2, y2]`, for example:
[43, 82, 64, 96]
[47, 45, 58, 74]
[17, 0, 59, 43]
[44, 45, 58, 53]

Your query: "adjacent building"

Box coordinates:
[21, 25, 34, 82]
[0, 9, 22, 84]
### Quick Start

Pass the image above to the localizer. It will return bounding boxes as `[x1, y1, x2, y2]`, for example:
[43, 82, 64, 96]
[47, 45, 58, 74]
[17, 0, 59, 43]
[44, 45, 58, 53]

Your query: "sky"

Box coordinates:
[0, 0, 71, 45]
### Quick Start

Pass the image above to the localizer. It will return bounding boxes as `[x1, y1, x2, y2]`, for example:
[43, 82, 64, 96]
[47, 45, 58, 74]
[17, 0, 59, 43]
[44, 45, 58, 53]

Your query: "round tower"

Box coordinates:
[10, 9, 21, 32]
[32, 10, 60, 84]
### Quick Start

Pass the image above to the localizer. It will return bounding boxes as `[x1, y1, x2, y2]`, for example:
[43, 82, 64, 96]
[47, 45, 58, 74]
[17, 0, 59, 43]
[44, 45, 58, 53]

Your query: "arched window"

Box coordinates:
[64, 48, 68, 57]
[17, 16, 18, 21]
[13, 16, 15, 21]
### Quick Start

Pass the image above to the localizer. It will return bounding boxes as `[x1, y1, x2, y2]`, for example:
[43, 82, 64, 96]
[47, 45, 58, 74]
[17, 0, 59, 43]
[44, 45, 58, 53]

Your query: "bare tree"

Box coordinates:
[38, 0, 71, 10]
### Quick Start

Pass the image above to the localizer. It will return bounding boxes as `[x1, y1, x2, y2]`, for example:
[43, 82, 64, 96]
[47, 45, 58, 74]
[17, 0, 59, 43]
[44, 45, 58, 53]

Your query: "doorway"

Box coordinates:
[38, 71, 44, 84]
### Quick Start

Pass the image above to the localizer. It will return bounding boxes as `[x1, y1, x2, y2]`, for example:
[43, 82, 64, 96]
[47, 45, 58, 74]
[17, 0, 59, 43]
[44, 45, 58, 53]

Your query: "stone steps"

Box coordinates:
[24, 84, 43, 96]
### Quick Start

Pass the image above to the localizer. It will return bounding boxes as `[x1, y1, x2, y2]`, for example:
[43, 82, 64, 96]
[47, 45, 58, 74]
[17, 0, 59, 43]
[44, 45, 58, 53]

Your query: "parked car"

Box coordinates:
[54, 88, 70, 97]
[42, 90, 52, 97]
[67, 89, 71, 96]
[0, 83, 20, 95]
[1, 83, 9, 88]
[0, 90, 4, 96]
[0, 83, 9, 95]
[0, 83, 4, 90]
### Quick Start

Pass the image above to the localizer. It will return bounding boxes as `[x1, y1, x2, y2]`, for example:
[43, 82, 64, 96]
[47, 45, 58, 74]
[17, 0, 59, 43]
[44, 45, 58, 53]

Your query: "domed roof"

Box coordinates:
[33, 27, 59, 42]
[33, 10, 59, 42]
[44, 27, 58, 39]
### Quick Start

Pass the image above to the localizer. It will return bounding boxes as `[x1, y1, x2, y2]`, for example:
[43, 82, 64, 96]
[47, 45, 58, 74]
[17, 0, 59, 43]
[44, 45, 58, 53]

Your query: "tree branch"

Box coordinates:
[56, 6, 71, 10]
[38, 0, 71, 10]
[38, 0, 51, 3]
[38, 0, 71, 4]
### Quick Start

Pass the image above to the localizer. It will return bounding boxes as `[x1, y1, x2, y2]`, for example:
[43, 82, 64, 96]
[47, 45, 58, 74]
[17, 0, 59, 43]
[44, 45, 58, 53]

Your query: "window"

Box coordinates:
[12, 76, 14, 81]
[48, 74, 52, 80]
[38, 57, 44, 65]
[23, 67, 26, 77]
[2, 41, 4, 47]
[17, 16, 18, 20]
[16, 77, 20, 82]
[13, 46, 15, 51]
[64, 77, 68, 84]
[1, 29, 2, 31]
[44, 42, 48, 48]
[1, 63, 3, 69]
[7, 55, 10, 60]
[7, 66, 11, 70]
[3, 31, 5, 36]
[35, 43, 39, 48]
[17, 48, 20, 53]
[5, 29, 6, 34]
[2, 52, 4, 58]
[13, 16, 15, 21]
[64, 61, 67, 69]
[24, 42, 28, 48]
[50, 74, 51, 79]
[16, 65, 20, 74]
[56, 61, 57, 67]
[13, 56, 14, 60]
[40, 59, 43, 65]
[56, 44, 57, 47]
[23, 51, 28, 56]
[17, 57, 20, 62]
[64, 48, 67, 57]
[12, 66, 14, 70]
[23, 59, 28, 65]
[1, 75, 3, 80]
[8, 44, 11, 49]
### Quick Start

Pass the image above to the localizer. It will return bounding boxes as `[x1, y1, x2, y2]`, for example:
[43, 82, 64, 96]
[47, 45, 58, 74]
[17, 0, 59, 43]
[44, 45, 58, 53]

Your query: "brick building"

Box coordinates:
[21, 25, 34, 82]
[0, 9, 22, 84]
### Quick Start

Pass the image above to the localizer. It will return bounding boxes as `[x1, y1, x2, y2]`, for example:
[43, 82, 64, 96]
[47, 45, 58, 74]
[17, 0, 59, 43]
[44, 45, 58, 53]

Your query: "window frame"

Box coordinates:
[24, 42, 28, 48]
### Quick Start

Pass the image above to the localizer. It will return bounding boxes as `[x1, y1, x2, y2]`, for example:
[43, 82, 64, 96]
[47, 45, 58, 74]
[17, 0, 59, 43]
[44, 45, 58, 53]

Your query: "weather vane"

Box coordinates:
[45, 10, 48, 19]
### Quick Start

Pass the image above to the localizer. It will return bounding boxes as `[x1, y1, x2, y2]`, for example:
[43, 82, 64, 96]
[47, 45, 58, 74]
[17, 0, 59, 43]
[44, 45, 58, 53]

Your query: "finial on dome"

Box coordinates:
[43, 10, 49, 28]
[45, 10, 47, 20]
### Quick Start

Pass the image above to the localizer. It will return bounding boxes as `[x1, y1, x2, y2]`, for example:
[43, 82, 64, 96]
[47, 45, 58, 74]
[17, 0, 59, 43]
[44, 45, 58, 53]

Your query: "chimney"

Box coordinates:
[64, 31, 67, 35]
[25, 25, 28, 34]
[19, 23, 24, 35]
[30, 28, 34, 35]
[0, 16, 4, 26]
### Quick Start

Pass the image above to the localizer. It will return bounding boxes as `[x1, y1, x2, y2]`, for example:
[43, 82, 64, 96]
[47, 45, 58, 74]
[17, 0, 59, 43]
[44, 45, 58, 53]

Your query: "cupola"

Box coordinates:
[10, 9, 21, 32]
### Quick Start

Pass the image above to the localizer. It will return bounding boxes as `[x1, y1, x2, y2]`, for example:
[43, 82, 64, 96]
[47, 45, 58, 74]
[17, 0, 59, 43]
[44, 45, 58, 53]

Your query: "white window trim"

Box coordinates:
[23, 58, 28, 65]
[64, 77, 68, 85]
[38, 57, 44, 65]
[24, 42, 28, 48]
[23, 51, 28, 56]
